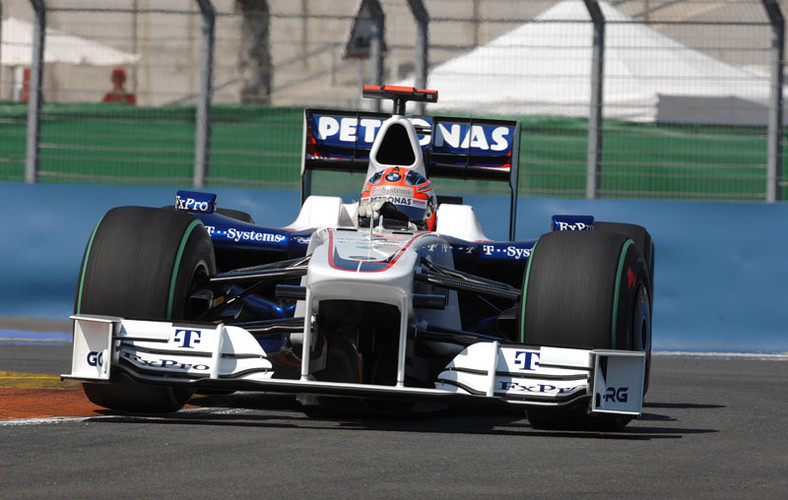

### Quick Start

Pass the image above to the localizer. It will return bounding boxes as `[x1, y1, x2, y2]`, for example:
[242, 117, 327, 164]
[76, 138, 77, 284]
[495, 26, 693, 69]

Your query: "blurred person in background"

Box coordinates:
[102, 66, 136, 105]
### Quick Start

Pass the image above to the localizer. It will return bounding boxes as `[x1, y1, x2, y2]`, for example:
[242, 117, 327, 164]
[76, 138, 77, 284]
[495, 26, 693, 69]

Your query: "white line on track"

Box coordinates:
[0, 416, 93, 427]
[654, 351, 788, 360]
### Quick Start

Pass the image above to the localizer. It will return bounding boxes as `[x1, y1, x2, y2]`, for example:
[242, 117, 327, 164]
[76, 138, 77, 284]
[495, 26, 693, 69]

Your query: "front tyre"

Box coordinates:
[593, 221, 654, 393]
[520, 230, 651, 431]
[594, 221, 655, 301]
[75, 207, 216, 413]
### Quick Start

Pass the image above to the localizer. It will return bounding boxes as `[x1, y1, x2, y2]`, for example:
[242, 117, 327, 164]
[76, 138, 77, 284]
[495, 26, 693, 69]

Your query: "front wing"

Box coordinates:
[63, 315, 645, 416]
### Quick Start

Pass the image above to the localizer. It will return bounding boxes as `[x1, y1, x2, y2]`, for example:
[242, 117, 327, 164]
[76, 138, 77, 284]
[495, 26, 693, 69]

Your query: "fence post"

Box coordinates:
[367, 0, 384, 112]
[583, 0, 604, 200]
[0, 2, 3, 95]
[24, 0, 45, 184]
[194, 0, 215, 188]
[763, 0, 784, 202]
[407, 0, 429, 114]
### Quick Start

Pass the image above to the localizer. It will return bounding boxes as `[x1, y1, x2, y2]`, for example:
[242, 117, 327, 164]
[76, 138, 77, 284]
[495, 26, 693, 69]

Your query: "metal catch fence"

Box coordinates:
[0, 0, 785, 201]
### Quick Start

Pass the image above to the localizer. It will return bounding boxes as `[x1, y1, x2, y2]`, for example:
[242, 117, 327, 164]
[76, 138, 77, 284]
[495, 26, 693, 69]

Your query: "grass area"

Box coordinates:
[0, 102, 782, 200]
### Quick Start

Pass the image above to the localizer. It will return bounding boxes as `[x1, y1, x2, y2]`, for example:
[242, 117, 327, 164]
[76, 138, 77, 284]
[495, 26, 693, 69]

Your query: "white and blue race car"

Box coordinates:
[64, 85, 654, 430]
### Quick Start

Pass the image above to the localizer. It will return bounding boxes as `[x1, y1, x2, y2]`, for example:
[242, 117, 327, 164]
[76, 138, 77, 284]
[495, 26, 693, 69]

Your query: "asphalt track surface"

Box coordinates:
[2, 337, 788, 498]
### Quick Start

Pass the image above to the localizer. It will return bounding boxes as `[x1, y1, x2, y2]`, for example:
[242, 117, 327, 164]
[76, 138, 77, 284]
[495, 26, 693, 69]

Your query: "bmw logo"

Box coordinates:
[385, 172, 402, 182]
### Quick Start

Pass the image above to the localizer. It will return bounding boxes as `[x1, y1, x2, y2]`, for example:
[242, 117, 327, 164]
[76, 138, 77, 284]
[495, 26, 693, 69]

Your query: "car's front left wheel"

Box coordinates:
[75, 206, 215, 413]
[520, 230, 651, 431]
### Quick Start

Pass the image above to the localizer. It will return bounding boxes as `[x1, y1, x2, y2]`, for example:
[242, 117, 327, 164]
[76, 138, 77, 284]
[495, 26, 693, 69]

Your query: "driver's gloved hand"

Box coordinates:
[357, 199, 387, 220]
[358, 200, 412, 229]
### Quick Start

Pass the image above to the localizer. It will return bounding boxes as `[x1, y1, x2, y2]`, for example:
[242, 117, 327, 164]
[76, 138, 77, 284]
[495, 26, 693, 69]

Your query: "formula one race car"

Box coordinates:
[64, 85, 654, 430]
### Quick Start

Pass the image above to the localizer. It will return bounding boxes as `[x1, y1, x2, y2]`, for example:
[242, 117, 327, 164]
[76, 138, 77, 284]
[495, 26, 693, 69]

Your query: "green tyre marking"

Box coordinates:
[518, 241, 537, 343]
[166, 219, 203, 320]
[75, 215, 105, 315]
[611, 239, 635, 348]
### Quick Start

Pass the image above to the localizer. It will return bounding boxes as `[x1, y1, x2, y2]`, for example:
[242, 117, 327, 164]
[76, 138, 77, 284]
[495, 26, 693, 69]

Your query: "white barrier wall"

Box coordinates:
[1, 182, 786, 353]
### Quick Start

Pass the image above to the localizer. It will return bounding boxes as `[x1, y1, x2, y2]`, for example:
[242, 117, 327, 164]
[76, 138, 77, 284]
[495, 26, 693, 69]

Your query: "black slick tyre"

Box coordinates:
[593, 221, 654, 393]
[594, 221, 654, 300]
[75, 206, 216, 414]
[520, 230, 651, 431]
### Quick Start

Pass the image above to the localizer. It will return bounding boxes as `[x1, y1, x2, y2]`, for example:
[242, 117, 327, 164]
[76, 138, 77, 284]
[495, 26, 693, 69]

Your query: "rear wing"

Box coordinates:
[301, 109, 521, 240]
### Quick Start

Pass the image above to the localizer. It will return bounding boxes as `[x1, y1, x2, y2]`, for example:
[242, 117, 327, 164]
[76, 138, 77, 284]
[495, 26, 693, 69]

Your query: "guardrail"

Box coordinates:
[1, 0, 785, 201]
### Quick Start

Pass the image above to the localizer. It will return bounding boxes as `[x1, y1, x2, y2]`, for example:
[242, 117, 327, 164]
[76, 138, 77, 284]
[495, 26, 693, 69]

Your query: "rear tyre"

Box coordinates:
[216, 208, 255, 224]
[520, 230, 651, 431]
[76, 206, 216, 413]
[161, 206, 255, 224]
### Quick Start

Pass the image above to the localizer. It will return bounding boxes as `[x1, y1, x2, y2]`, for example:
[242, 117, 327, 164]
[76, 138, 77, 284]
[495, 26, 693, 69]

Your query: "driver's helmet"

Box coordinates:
[359, 167, 437, 230]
